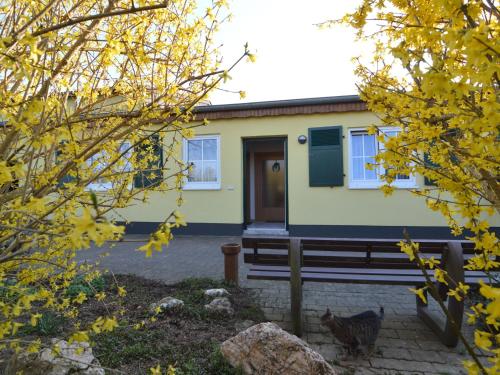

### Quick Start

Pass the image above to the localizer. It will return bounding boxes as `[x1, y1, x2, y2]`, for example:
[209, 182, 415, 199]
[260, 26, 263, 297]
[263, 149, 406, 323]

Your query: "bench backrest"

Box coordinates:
[242, 237, 477, 270]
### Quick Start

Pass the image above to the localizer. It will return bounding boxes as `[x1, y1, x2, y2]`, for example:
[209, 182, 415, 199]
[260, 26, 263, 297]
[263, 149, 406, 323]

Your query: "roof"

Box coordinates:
[193, 95, 366, 120]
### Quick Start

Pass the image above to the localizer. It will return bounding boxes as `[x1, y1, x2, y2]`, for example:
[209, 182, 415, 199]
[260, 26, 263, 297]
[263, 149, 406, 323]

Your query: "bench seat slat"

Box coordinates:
[249, 264, 487, 277]
[247, 269, 486, 285]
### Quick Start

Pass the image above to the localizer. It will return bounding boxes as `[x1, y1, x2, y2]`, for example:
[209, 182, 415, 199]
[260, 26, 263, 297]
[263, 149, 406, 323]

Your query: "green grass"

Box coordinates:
[95, 328, 242, 374]
[66, 275, 105, 298]
[21, 311, 65, 336]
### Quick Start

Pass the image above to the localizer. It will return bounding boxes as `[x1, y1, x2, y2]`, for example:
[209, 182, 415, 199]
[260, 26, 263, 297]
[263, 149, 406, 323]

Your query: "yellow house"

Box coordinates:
[116, 95, 500, 238]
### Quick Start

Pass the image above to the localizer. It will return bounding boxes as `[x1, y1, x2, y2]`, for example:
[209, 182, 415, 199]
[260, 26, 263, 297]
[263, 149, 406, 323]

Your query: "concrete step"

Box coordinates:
[243, 228, 289, 236]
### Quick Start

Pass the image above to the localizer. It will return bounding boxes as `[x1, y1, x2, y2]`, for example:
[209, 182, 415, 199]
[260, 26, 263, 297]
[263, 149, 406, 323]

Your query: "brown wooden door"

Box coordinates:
[254, 152, 285, 222]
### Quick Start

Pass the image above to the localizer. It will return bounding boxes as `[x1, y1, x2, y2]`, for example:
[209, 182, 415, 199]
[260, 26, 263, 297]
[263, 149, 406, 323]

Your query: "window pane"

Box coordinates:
[365, 157, 377, 180]
[119, 142, 132, 171]
[188, 160, 202, 182]
[352, 134, 363, 157]
[352, 158, 364, 180]
[363, 134, 376, 156]
[89, 152, 107, 173]
[202, 161, 217, 182]
[396, 173, 410, 180]
[385, 130, 398, 138]
[203, 139, 217, 160]
[188, 140, 202, 160]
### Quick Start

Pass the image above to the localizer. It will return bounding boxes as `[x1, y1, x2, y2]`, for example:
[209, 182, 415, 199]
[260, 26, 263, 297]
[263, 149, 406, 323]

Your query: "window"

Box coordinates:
[348, 127, 416, 189]
[87, 142, 132, 191]
[182, 135, 220, 190]
[134, 135, 163, 188]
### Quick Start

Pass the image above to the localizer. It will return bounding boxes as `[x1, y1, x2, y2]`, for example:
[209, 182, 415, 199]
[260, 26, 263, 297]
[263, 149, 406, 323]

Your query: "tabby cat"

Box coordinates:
[320, 307, 384, 357]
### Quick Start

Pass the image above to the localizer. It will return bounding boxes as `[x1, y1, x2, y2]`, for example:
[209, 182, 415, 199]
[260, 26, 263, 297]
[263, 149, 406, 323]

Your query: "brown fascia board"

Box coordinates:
[192, 95, 367, 120]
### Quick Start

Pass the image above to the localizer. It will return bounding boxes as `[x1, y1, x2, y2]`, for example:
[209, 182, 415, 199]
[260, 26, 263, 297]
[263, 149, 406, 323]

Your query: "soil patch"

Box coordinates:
[4, 275, 266, 374]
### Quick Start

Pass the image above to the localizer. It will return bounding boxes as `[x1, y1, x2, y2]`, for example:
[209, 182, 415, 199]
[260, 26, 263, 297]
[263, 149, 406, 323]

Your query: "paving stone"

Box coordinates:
[369, 358, 436, 373]
[378, 328, 399, 339]
[374, 347, 412, 361]
[396, 329, 436, 341]
[431, 362, 467, 374]
[415, 340, 458, 352]
[305, 332, 333, 345]
[376, 337, 421, 350]
[408, 349, 446, 364]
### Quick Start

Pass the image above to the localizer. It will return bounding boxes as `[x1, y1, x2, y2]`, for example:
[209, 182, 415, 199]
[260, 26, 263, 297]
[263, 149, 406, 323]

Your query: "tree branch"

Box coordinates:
[32, 2, 170, 38]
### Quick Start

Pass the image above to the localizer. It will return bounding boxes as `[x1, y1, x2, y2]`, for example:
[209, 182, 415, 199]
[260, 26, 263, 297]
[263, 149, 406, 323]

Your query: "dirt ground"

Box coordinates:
[3, 275, 266, 375]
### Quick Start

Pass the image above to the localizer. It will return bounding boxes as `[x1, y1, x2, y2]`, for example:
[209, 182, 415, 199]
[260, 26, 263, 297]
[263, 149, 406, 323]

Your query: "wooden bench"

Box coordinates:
[242, 236, 489, 347]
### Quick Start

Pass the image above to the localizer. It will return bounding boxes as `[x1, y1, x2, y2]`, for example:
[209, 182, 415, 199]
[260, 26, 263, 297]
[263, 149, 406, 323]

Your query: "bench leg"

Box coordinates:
[290, 238, 303, 337]
[416, 241, 464, 347]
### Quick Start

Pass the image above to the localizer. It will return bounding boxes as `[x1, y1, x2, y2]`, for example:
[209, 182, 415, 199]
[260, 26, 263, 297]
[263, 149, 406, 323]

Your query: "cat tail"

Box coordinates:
[379, 306, 384, 320]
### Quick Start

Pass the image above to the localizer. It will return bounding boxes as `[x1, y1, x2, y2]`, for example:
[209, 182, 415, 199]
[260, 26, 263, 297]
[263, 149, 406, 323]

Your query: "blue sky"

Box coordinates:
[208, 0, 365, 104]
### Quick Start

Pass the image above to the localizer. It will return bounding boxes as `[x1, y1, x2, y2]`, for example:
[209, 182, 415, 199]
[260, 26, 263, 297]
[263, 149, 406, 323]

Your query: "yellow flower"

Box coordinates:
[409, 287, 427, 304]
[30, 313, 42, 326]
[70, 331, 89, 343]
[150, 364, 162, 375]
[474, 330, 492, 351]
[73, 292, 87, 304]
[102, 317, 118, 332]
[117, 286, 127, 297]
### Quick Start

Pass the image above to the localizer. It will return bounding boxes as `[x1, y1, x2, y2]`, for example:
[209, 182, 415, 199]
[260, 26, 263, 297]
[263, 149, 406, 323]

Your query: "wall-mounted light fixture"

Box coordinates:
[272, 161, 281, 173]
[297, 135, 307, 144]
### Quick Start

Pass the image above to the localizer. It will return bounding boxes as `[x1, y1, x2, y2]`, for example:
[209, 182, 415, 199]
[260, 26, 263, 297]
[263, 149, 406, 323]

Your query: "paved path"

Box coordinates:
[78, 235, 488, 375]
[77, 235, 240, 284]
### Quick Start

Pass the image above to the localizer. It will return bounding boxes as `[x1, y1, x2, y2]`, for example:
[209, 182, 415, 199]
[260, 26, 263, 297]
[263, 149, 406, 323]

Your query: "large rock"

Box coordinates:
[204, 297, 234, 316]
[6, 338, 104, 375]
[221, 322, 336, 375]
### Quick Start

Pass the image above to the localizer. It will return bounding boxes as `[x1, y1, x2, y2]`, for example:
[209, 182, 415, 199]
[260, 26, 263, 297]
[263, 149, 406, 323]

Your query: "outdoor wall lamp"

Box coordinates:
[297, 135, 307, 144]
[272, 161, 281, 173]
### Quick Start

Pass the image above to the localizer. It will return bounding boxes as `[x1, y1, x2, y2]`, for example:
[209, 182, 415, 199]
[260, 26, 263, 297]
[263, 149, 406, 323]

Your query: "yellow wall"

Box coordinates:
[116, 111, 500, 228]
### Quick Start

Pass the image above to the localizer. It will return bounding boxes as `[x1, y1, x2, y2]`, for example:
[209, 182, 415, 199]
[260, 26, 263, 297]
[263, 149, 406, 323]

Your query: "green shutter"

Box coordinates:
[134, 135, 163, 188]
[423, 152, 437, 186]
[55, 148, 77, 187]
[424, 150, 459, 186]
[308, 126, 343, 187]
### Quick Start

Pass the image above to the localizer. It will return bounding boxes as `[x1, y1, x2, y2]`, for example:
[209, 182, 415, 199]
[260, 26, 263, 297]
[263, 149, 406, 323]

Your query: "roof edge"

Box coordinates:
[194, 95, 362, 113]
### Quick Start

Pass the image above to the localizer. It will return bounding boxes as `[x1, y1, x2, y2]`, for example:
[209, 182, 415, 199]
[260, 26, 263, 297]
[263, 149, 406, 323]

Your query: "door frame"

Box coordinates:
[242, 137, 288, 229]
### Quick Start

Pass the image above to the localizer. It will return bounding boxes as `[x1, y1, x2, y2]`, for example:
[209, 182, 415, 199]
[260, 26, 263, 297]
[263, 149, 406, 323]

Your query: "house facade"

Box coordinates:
[116, 95, 500, 238]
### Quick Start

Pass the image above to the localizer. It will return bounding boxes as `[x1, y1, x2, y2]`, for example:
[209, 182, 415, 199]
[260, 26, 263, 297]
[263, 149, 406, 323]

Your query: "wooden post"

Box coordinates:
[290, 237, 303, 337]
[442, 241, 465, 347]
[416, 241, 465, 347]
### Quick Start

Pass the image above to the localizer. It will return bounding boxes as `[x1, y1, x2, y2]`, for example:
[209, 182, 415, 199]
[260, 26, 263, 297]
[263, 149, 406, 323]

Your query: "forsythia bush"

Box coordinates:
[0, 0, 249, 357]
[333, 1, 499, 373]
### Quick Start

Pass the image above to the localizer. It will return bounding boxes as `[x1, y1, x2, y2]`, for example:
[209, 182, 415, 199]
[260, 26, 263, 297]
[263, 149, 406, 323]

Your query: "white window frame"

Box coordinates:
[86, 141, 132, 192]
[182, 135, 221, 190]
[348, 127, 417, 189]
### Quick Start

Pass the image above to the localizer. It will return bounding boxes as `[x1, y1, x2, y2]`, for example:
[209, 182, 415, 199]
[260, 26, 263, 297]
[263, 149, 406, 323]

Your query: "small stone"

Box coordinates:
[205, 297, 234, 316]
[150, 297, 184, 313]
[204, 288, 230, 298]
[6, 338, 104, 375]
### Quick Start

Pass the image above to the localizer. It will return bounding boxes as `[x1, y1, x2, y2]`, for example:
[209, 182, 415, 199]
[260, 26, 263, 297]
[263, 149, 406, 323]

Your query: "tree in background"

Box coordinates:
[334, 0, 498, 373]
[0, 0, 250, 356]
